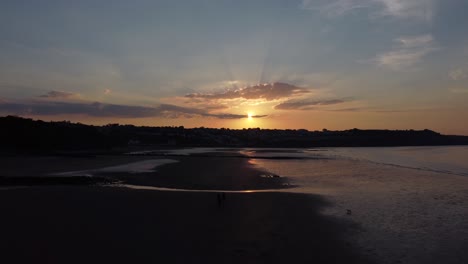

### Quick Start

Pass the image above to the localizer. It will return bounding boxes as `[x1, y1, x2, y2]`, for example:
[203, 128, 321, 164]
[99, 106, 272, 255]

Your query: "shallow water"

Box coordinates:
[240, 146, 468, 177]
[323, 146, 468, 177]
[244, 147, 468, 264]
[129, 146, 468, 176]
[115, 184, 280, 193]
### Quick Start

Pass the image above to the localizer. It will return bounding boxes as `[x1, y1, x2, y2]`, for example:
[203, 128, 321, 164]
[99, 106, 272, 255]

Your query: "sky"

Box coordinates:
[1, 0, 468, 134]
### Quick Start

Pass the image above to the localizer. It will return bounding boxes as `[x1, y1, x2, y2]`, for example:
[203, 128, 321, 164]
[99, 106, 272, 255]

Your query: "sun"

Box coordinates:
[247, 112, 253, 120]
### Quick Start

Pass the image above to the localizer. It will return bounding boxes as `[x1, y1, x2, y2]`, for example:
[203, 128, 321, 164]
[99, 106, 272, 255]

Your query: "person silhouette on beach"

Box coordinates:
[217, 193, 222, 207]
[217, 192, 226, 208]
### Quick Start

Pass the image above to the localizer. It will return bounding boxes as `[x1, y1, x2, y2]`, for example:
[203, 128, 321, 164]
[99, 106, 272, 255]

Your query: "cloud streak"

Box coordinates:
[301, 0, 435, 21]
[186, 82, 309, 101]
[449, 68, 468, 81]
[0, 101, 266, 120]
[376, 0, 435, 21]
[274, 99, 347, 110]
[374, 34, 437, 70]
[301, 0, 373, 17]
[39, 90, 82, 100]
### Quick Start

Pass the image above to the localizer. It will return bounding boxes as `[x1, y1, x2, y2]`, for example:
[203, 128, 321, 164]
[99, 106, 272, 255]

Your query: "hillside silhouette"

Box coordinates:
[2, 116, 468, 153]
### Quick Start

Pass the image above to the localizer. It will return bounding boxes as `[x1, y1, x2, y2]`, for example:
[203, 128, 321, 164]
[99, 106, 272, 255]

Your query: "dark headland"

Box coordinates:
[1, 116, 468, 154]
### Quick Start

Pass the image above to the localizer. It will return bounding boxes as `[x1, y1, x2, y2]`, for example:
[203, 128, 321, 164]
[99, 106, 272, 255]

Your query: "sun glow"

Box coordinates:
[247, 112, 253, 120]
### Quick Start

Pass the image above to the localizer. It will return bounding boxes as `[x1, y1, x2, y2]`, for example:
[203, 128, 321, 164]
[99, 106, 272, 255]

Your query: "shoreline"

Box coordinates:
[2, 148, 468, 263]
[0, 153, 293, 191]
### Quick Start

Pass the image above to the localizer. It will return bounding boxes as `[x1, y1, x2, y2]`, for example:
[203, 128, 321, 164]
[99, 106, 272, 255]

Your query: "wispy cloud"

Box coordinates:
[376, 0, 435, 21]
[274, 99, 347, 110]
[396, 34, 433, 48]
[376, 49, 432, 69]
[449, 88, 468, 94]
[0, 101, 266, 120]
[301, 0, 435, 21]
[186, 82, 309, 101]
[374, 34, 437, 70]
[449, 68, 468, 81]
[301, 0, 373, 17]
[326, 107, 431, 113]
[39, 90, 82, 99]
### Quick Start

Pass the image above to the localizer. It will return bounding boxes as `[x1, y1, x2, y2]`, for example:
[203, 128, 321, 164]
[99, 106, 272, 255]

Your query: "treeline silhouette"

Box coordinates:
[2, 116, 468, 153]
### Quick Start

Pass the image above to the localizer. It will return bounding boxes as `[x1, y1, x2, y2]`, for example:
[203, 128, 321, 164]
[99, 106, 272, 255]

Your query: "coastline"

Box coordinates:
[0, 151, 292, 190]
[1, 148, 468, 263]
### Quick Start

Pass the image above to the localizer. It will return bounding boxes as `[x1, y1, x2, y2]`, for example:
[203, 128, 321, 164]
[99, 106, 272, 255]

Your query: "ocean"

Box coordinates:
[240, 146, 468, 177]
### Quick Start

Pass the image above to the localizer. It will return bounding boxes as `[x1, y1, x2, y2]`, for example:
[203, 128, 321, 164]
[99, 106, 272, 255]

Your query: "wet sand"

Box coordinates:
[107, 155, 289, 190]
[0, 186, 371, 264]
[0, 154, 290, 190]
[0, 155, 151, 177]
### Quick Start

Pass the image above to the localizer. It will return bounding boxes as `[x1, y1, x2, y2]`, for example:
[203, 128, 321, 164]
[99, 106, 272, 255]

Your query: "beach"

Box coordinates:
[0, 152, 372, 264]
[1, 147, 468, 263]
[0, 188, 371, 264]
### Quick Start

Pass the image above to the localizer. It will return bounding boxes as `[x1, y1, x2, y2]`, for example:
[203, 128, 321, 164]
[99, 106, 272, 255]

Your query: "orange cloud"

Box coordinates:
[186, 82, 309, 101]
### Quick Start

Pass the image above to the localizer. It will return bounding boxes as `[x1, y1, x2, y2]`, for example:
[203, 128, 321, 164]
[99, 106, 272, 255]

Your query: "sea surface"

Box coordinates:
[239, 146, 468, 177]
[147, 145, 468, 177]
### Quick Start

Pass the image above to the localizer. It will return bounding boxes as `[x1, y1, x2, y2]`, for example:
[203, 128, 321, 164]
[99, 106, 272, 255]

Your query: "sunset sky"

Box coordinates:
[1, 0, 468, 134]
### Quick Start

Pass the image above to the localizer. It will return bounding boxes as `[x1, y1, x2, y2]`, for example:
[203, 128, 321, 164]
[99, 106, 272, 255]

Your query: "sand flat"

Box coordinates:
[2, 150, 468, 263]
[53, 159, 179, 176]
[0, 186, 371, 264]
